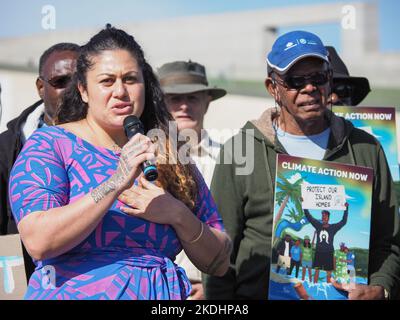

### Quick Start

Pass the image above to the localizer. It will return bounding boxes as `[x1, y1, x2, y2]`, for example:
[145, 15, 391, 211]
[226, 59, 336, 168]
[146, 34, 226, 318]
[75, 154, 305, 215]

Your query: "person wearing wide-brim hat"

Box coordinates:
[157, 60, 227, 300]
[158, 60, 226, 101]
[326, 46, 371, 106]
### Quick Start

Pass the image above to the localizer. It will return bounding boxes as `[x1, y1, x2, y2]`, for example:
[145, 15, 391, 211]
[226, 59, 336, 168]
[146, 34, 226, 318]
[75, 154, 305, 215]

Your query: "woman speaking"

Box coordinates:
[8, 25, 230, 300]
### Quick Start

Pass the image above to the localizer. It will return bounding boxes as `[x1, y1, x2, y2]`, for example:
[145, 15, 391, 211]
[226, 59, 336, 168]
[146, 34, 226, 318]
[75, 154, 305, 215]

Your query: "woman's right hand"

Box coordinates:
[113, 133, 156, 193]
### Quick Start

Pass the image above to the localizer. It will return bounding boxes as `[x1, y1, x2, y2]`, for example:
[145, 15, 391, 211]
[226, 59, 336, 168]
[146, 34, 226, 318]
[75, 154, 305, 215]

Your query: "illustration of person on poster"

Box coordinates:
[289, 239, 302, 279]
[345, 247, 356, 284]
[334, 243, 350, 283]
[302, 202, 349, 284]
[275, 234, 293, 275]
[301, 236, 313, 282]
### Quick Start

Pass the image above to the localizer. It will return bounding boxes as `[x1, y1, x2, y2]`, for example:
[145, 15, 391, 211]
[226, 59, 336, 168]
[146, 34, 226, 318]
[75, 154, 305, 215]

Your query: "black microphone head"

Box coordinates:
[123, 115, 144, 139]
[123, 115, 158, 181]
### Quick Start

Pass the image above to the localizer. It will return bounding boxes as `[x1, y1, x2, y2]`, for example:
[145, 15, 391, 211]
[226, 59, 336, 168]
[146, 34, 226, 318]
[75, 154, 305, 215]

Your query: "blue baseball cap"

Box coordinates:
[267, 30, 329, 74]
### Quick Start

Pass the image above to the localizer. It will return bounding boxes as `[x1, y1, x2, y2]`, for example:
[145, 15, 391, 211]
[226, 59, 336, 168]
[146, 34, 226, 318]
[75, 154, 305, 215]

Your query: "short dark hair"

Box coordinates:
[267, 65, 273, 77]
[57, 24, 172, 133]
[39, 42, 80, 76]
[303, 239, 311, 248]
[322, 210, 330, 217]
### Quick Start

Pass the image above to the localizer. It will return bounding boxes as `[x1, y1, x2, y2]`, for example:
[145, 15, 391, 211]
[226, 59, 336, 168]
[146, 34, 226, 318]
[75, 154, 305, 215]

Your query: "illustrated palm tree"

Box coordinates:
[274, 172, 304, 229]
[285, 207, 303, 223]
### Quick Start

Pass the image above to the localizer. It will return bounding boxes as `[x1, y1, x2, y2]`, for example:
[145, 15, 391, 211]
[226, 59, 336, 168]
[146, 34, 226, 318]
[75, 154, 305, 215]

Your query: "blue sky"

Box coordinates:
[1, 0, 399, 52]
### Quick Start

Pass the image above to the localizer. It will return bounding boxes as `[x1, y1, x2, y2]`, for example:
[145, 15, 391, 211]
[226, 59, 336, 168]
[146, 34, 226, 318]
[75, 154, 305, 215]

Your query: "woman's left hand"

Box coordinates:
[118, 175, 187, 225]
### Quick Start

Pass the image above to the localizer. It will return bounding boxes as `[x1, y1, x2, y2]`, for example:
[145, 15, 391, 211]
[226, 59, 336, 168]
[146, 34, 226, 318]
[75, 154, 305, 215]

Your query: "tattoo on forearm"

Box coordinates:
[206, 236, 233, 275]
[90, 157, 130, 203]
[91, 178, 117, 203]
[120, 155, 131, 177]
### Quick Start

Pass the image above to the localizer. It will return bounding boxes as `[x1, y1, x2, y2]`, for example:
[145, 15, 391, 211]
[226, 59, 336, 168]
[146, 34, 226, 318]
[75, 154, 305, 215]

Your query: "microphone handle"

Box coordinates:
[141, 160, 158, 181]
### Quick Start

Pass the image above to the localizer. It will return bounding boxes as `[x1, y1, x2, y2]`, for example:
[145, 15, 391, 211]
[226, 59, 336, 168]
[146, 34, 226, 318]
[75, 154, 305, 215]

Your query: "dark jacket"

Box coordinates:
[203, 108, 400, 300]
[276, 239, 293, 256]
[0, 100, 43, 281]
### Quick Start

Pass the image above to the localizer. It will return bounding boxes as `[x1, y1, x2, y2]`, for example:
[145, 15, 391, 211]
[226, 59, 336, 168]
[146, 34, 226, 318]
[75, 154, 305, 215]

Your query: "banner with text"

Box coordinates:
[268, 154, 373, 300]
[301, 184, 346, 211]
[333, 106, 399, 181]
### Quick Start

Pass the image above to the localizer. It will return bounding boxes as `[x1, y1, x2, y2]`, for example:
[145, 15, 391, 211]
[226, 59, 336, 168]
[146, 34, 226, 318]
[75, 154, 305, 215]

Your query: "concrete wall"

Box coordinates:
[0, 2, 399, 87]
[0, 70, 38, 132]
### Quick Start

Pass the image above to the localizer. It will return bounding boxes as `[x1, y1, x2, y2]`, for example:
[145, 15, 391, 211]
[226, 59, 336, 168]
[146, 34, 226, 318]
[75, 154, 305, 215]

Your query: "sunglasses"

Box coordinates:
[274, 72, 330, 90]
[333, 83, 353, 99]
[40, 75, 72, 89]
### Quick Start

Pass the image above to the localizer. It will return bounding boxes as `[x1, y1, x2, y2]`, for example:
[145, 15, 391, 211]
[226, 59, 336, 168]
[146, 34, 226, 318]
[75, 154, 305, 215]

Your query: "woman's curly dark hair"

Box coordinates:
[57, 24, 198, 209]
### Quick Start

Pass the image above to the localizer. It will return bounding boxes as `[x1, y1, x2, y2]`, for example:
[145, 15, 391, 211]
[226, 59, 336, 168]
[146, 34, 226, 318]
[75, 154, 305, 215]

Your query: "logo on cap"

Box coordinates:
[285, 42, 297, 51]
[266, 30, 329, 74]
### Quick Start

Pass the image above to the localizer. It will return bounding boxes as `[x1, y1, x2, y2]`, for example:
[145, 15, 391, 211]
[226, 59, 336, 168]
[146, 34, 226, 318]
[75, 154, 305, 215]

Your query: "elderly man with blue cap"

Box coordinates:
[204, 30, 400, 300]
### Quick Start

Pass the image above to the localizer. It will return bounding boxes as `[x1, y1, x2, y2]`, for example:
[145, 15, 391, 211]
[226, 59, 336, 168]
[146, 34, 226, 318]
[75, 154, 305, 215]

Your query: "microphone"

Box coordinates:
[123, 115, 158, 181]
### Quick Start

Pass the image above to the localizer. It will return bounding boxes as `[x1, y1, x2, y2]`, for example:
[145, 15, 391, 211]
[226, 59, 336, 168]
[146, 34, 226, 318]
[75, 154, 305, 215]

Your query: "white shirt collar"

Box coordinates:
[21, 103, 45, 143]
[190, 130, 221, 160]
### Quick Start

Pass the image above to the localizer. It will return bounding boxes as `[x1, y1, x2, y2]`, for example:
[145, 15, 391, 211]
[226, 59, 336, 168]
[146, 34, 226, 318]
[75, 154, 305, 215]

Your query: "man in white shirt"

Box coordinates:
[157, 60, 226, 299]
[276, 234, 292, 275]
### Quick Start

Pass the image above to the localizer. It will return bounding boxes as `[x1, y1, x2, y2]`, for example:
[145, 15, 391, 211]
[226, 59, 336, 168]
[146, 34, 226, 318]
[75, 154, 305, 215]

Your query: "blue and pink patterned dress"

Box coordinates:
[8, 126, 224, 300]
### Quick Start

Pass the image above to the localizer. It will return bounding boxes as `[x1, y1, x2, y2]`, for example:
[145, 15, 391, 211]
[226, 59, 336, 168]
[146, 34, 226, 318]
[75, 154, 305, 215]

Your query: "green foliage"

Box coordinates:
[350, 248, 369, 278]
[275, 189, 287, 206]
[362, 88, 400, 107]
[209, 77, 268, 98]
[276, 172, 304, 219]
[285, 206, 303, 223]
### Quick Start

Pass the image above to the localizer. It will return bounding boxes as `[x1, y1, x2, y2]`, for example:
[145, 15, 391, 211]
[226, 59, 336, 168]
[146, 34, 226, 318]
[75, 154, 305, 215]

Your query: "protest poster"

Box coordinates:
[333, 106, 399, 181]
[268, 154, 373, 300]
[0, 234, 27, 300]
[301, 184, 346, 211]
